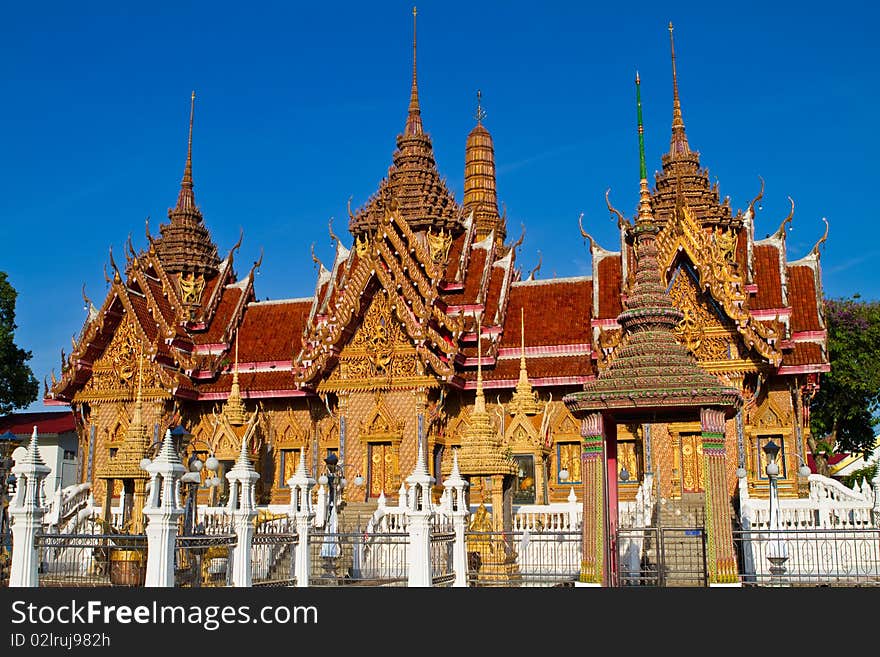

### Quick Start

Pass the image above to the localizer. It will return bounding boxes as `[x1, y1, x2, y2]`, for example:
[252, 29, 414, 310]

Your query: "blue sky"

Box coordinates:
[1, 1, 875, 412]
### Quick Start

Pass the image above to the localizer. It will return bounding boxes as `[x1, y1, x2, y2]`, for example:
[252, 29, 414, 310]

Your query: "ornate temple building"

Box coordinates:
[47, 17, 829, 546]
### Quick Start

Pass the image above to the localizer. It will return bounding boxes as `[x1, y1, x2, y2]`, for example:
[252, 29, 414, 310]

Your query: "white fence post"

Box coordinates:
[143, 430, 185, 587]
[443, 451, 469, 587]
[287, 448, 315, 587]
[405, 441, 433, 587]
[8, 427, 51, 587]
[226, 435, 259, 587]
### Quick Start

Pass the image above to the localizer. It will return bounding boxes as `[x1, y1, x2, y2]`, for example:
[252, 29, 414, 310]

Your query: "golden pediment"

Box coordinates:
[655, 200, 782, 366]
[319, 289, 438, 392]
[74, 318, 171, 402]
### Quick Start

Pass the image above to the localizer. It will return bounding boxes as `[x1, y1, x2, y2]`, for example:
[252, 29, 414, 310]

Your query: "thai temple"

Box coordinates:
[46, 12, 829, 581]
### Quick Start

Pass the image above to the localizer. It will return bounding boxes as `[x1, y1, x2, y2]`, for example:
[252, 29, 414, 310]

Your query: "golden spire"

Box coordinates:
[509, 308, 540, 415]
[175, 91, 197, 213]
[132, 342, 145, 429]
[474, 312, 486, 415]
[225, 330, 247, 426]
[465, 88, 504, 244]
[405, 6, 423, 136]
[457, 312, 516, 477]
[636, 72, 653, 225]
[668, 22, 690, 156]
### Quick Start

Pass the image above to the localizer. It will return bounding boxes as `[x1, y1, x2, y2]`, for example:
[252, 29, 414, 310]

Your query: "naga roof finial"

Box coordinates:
[774, 196, 795, 238]
[811, 217, 829, 257]
[528, 250, 542, 280]
[606, 188, 630, 230]
[578, 213, 595, 252]
[745, 175, 765, 222]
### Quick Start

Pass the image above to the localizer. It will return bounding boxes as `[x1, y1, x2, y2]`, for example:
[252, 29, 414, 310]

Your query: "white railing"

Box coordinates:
[45, 483, 92, 532]
[741, 473, 878, 531]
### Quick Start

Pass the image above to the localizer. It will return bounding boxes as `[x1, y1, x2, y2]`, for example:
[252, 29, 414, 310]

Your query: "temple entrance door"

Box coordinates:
[680, 433, 705, 494]
[368, 442, 396, 498]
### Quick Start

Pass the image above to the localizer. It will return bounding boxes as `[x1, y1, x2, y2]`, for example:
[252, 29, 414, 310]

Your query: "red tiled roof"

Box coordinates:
[597, 256, 622, 319]
[195, 286, 243, 343]
[443, 232, 467, 282]
[0, 411, 76, 435]
[482, 263, 507, 325]
[752, 245, 783, 309]
[459, 354, 594, 382]
[501, 279, 593, 348]
[781, 341, 825, 367]
[197, 369, 299, 395]
[238, 300, 312, 362]
[128, 293, 158, 343]
[145, 277, 176, 327]
[788, 266, 821, 332]
[457, 248, 488, 304]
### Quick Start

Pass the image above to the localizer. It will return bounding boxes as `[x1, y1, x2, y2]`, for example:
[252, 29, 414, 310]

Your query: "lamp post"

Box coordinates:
[317, 452, 364, 514]
[316, 453, 363, 581]
[762, 439, 788, 585]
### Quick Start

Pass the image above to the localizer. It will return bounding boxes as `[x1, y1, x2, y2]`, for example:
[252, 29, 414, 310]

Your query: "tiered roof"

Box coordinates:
[48, 21, 828, 413]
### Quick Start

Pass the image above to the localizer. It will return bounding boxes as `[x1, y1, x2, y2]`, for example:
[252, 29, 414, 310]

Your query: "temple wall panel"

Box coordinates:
[342, 390, 419, 502]
[82, 399, 167, 504]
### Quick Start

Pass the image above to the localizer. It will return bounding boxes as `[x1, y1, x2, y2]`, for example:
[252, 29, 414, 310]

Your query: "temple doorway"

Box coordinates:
[368, 442, 395, 498]
[680, 433, 705, 494]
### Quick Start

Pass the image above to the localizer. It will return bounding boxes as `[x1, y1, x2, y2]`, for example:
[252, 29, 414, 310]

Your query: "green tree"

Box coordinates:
[0, 271, 38, 414]
[809, 295, 880, 476]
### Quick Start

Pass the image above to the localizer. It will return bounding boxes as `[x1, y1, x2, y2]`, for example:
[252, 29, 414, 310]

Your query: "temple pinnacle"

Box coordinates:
[405, 6, 423, 136]
[668, 22, 690, 156]
[636, 73, 652, 223]
[475, 89, 486, 124]
[175, 91, 196, 212]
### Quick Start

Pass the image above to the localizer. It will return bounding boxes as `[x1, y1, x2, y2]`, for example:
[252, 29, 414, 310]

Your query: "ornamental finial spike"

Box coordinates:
[475, 89, 487, 124]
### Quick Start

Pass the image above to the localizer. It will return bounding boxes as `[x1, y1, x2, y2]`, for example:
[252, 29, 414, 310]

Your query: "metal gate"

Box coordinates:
[616, 526, 708, 587]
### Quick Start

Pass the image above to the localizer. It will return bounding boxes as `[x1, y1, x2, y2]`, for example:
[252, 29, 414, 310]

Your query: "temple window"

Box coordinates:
[557, 442, 581, 484]
[513, 454, 536, 505]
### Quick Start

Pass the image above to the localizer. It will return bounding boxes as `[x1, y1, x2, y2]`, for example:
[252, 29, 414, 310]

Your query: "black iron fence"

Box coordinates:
[465, 529, 581, 587]
[252, 516, 297, 587]
[309, 528, 409, 586]
[616, 527, 707, 587]
[34, 533, 148, 587]
[734, 528, 880, 587]
[430, 526, 455, 586]
[175, 534, 236, 587]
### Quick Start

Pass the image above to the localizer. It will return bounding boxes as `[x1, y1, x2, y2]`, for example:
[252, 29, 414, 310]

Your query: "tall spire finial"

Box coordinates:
[475, 89, 486, 125]
[475, 312, 486, 414]
[668, 22, 690, 156]
[405, 6, 423, 136]
[636, 73, 653, 224]
[174, 91, 197, 213]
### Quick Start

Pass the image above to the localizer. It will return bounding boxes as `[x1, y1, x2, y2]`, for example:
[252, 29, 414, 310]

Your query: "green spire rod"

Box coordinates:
[636, 71, 646, 181]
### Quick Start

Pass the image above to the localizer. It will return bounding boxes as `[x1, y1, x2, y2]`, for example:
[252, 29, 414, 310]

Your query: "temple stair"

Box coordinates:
[652, 494, 710, 587]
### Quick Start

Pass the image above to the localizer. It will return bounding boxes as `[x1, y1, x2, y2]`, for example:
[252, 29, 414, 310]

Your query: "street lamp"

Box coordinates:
[762, 439, 788, 584]
[317, 453, 364, 511]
